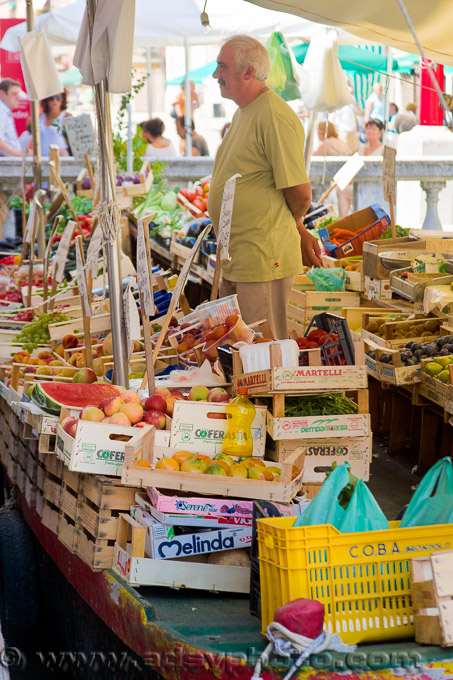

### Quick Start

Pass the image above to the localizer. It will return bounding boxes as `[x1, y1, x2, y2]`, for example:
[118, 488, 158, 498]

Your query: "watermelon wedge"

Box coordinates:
[31, 382, 123, 415]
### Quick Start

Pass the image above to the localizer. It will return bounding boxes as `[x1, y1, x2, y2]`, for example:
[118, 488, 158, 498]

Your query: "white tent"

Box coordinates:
[244, 0, 453, 66]
[0, 0, 357, 52]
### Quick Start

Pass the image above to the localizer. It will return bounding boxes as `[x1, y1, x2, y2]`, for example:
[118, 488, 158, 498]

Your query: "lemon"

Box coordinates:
[424, 362, 443, 377]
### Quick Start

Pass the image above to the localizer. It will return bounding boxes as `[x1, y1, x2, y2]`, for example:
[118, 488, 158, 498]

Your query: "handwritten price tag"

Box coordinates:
[217, 173, 240, 261]
[383, 145, 397, 202]
[23, 198, 37, 244]
[53, 220, 75, 283]
[122, 279, 137, 360]
[64, 114, 95, 161]
[75, 243, 91, 317]
[86, 225, 103, 277]
[173, 225, 210, 307]
[136, 218, 154, 316]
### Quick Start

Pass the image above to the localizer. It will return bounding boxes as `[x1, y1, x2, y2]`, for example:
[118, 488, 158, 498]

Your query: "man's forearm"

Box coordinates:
[0, 140, 22, 157]
[284, 183, 312, 223]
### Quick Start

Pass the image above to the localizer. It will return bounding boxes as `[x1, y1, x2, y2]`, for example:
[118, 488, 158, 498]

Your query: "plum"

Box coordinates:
[81, 177, 91, 190]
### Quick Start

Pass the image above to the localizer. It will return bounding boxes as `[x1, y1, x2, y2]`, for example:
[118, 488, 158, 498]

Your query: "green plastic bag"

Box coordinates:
[266, 32, 287, 91]
[294, 463, 350, 528]
[338, 480, 389, 533]
[399, 457, 453, 528]
[307, 267, 345, 291]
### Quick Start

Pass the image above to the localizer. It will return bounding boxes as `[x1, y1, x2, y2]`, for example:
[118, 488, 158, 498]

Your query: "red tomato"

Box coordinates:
[76, 215, 85, 223]
[194, 186, 204, 196]
[180, 188, 190, 199]
[296, 337, 309, 347]
[306, 341, 318, 349]
[193, 198, 207, 212]
[307, 329, 328, 344]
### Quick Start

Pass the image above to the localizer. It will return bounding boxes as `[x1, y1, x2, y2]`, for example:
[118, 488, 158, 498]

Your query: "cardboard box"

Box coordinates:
[130, 506, 252, 559]
[56, 409, 154, 476]
[411, 552, 453, 647]
[134, 492, 252, 528]
[170, 400, 266, 457]
[319, 205, 390, 259]
[266, 411, 370, 441]
[300, 436, 371, 482]
[364, 276, 392, 300]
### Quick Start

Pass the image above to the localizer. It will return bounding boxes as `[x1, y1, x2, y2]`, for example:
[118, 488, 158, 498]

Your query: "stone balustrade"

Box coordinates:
[1, 155, 453, 229]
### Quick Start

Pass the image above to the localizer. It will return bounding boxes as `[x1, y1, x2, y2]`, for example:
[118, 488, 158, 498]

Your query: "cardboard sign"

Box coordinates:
[217, 173, 240, 261]
[136, 217, 155, 316]
[86, 225, 103, 277]
[383, 145, 397, 202]
[334, 153, 365, 191]
[172, 225, 210, 306]
[64, 114, 95, 160]
[75, 242, 91, 317]
[53, 220, 75, 283]
[122, 279, 140, 360]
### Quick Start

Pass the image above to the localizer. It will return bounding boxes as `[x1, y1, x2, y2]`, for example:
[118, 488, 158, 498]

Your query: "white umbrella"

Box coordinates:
[0, 0, 357, 51]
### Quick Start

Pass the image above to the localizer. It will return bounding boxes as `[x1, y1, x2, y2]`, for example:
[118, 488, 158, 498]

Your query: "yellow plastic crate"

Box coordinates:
[257, 517, 453, 644]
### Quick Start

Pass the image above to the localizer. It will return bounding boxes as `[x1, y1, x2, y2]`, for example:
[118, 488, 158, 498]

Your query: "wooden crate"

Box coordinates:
[6, 456, 17, 484]
[24, 475, 37, 509]
[76, 160, 152, 199]
[412, 550, 453, 646]
[77, 524, 116, 571]
[58, 511, 79, 553]
[360, 313, 444, 349]
[301, 483, 322, 499]
[78, 475, 140, 541]
[287, 289, 360, 333]
[36, 490, 44, 517]
[41, 499, 60, 534]
[321, 255, 364, 292]
[16, 463, 26, 493]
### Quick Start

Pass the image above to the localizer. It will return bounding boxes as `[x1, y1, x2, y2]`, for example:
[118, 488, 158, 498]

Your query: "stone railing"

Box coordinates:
[1, 156, 453, 229]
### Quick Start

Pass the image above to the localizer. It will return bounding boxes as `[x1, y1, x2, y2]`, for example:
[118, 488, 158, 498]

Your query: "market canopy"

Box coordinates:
[244, 0, 453, 67]
[0, 0, 357, 51]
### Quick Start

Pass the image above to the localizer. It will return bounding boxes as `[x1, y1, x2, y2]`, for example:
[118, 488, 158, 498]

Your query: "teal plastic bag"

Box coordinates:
[338, 480, 389, 533]
[307, 267, 345, 291]
[294, 463, 350, 528]
[399, 457, 453, 528]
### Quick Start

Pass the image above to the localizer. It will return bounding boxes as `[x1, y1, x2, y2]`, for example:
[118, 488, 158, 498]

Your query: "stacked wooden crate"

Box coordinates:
[287, 281, 360, 336]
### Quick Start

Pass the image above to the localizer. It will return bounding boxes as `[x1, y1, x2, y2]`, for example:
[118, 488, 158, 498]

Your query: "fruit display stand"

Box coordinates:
[76, 160, 153, 198]
[389, 267, 453, 301]
[370, 347, 422, 386]
[112, 513, 251, 592]
[419, 360, 453, 412]
[287, 288, 360, 335]
[121, 441, 305, 504]
[361, 313, 445, 348]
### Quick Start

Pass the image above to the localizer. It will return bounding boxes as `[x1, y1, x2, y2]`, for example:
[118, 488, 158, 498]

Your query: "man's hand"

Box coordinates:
[298, 224, 322, 268]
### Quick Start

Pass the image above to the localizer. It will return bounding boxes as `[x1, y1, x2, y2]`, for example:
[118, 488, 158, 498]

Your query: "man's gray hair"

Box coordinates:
[224, 35, 270, 82]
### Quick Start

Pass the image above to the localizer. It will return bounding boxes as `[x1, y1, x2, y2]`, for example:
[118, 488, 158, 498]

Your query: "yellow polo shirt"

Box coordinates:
[208, 89, 309, 283]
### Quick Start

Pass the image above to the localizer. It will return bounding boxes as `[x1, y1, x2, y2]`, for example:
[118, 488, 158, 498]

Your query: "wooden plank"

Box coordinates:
[76, 526, 115, 571]
[82, 475, 138, 511]
[77, 497, 119, 540]
[419, 408, 441, 472]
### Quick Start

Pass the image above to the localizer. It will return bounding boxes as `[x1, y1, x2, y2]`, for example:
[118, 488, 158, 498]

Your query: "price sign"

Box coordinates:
[75, 242, 91, 317]
[334, 153, 365, 191]
[64, 114, 96, 160]
[173, 225, 210, 307]
[86, 225, 103, 277]
[122, 279, 139, 361]
[23, 198, 37, 244]
[53, 220, 75, 283]
[136, 218, 155, 316]
[383, 145, 397, 202]
[217, 173, 240, 261]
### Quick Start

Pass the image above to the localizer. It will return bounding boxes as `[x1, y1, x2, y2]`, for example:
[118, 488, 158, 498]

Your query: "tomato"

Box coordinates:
[306, 341, 318, 349]
[180, 188, 189, 198]
[307, 329, 328, 344]
[194, 185, 204, 196]
[193, 198, 206, 212]
[296, 337, 309, 347]
[76, 215, 85, 222]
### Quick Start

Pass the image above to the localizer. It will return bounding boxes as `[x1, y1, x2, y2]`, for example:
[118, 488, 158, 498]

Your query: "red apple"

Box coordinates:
[170, 390, 185, 400]
[156, 387, 171, 400]
[144, 409, 166, 430]
[207, 387, 229, 403]
[144, 394, 167, 412]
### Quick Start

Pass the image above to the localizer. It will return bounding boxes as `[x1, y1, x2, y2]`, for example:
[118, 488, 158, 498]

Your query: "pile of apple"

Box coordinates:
[143, 384, 229, 430]
[139, 451, 297, 482]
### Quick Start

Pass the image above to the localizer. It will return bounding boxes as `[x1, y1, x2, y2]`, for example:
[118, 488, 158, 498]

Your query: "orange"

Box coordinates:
[135, 460, 151, 468]
[155, 457, 179, 471]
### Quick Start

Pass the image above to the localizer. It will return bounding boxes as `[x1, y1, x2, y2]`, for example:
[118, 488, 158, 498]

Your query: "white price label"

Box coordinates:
[75, 244, 91, 317]
[64, 114, 96, 161]
[86, 225, 103, 277]
[217, 173, 240, 261]
[333, 153, 365, 192]
[53, 220, 75, 283]
[383, 145, 397, 202]
[136, 218, 155, 316]
[173, 226, 210, 307]
[122, 280, 138, 360]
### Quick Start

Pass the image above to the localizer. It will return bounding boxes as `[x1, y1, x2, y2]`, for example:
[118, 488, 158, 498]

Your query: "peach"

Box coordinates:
[55, 345, 64, 357]
[205, 463, 227, 476]
[80, 407, 104, 422]
[156, 457, 179, 471]
[181, 457, 207, 474]
[61, 368, 76, 378]
[165, 397, 179, 417]
[68, 352, 83, 367]
[73, 368, 97, 384]
[49, 360, 64, 366]
[120, 390, 141, 404]
[189, 385, 209, 402]
[144, 394, 167, 412]
[172, 451, 194, 466]
[109, 412, 131, 427]
[62, 333, 79, 349]
[101, 416, 111, 423]
[177, 343, 190, 354]
[227, 464, 248, 478]
[98, 396, 123, 416]
[120, 403, 144, 425]
[63, 417, 78, 438]
[36, 366, 52, 376]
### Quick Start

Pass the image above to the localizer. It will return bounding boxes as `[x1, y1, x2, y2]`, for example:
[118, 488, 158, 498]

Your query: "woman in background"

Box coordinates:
[39, 91, 71, 155]
[358, 119, 384, 156]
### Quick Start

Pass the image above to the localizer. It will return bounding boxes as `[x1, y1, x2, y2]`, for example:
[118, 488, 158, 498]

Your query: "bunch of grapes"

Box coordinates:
[13, 312, 69, 351]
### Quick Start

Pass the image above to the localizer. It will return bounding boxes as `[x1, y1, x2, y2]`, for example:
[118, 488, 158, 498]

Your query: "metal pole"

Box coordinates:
[26, 0, 45, 258]
[126, 103, 133, 174]
[383, 46, 392, 136]
[304, 110, 318, 175]
[145, 47, 152, 117]
[184, 37, 192, 157]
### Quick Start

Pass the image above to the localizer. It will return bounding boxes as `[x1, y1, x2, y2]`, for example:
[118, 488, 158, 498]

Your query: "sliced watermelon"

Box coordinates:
[31, 382, 122, 415]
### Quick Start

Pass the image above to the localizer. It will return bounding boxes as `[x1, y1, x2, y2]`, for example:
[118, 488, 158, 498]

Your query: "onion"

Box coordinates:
[115, 175, 123, 186]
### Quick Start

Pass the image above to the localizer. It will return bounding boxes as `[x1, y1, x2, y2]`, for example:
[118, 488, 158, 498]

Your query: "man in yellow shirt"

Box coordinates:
[208, 35, 321, 339]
